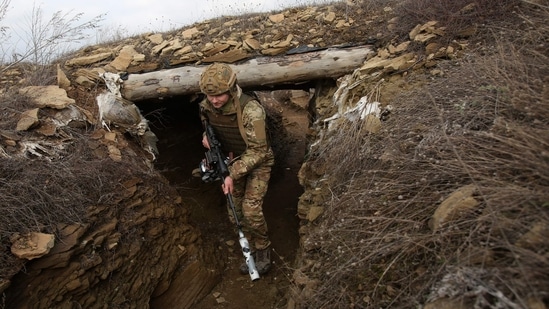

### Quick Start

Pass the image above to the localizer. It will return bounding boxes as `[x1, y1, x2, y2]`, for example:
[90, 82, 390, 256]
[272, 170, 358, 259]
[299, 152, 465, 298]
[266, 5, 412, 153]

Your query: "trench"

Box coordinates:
[137, 91, 308, 307]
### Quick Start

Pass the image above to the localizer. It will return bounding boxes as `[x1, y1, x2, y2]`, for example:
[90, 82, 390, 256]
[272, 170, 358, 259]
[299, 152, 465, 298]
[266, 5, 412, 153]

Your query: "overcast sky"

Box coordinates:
[2, 0, 333, 55]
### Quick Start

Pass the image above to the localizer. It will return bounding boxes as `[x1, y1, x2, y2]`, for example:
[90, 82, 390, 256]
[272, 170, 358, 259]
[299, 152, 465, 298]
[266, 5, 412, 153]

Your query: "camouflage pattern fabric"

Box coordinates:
[228, 161, 272, 250]
[226, 97, 274, 180]
[199, 86, 274, 251]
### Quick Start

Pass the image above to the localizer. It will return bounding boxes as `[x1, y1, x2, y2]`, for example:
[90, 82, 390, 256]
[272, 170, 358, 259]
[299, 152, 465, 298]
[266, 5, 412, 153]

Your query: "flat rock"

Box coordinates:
[11, 232, 55, 260]
[19, 85, 75, 109]
[16, 108, 40, 131]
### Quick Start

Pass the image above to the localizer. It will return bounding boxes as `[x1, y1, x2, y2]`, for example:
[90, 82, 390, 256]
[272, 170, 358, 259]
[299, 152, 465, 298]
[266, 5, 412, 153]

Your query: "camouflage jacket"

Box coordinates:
[199, 86, 274, 181]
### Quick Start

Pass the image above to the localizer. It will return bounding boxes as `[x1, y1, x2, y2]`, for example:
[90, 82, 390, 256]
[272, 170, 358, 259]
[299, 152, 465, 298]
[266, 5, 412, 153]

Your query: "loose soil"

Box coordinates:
[143, 92, 308, 308]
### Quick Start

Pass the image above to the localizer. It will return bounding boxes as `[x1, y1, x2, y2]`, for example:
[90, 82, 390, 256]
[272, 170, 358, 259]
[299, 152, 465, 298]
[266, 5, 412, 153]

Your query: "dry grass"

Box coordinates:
[0, 128, 143, 280]
[392, 0, 520, 43]
[295, 1, 549, 308]
[0, 86, 156, 281]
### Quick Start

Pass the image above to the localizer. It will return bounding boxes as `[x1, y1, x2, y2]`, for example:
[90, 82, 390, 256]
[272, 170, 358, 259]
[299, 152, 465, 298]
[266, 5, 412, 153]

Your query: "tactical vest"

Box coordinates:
[204, 93, 256, 157]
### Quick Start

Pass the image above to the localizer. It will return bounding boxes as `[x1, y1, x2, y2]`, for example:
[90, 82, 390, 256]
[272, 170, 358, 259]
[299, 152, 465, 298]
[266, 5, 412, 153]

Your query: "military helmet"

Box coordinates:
[199, 63, 237, 95]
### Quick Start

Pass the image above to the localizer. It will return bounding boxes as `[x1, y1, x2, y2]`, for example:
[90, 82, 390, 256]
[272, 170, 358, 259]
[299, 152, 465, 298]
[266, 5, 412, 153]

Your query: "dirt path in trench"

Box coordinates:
[146, 93, 308, 308]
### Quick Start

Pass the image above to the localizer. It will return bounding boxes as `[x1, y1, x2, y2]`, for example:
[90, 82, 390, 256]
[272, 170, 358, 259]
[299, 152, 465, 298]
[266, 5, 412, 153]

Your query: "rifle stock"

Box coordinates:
[203, 121, 260, 281]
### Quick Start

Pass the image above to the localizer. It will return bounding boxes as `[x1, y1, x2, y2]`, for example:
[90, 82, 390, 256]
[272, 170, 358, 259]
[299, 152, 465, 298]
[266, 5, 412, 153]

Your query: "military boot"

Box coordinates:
[239, 249, 256, 275]
[240, 253, 254, 275]
[255, 247, 272, 275]
[239, 247, 272, 275]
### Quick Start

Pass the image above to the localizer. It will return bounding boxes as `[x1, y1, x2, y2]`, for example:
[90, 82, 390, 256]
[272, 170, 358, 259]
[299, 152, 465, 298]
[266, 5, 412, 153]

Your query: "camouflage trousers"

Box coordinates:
[227, 162, 272, 251]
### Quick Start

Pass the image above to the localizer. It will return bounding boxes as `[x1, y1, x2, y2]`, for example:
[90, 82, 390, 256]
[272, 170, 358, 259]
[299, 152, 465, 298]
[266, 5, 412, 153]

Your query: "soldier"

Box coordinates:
[198, 62, 274, 275]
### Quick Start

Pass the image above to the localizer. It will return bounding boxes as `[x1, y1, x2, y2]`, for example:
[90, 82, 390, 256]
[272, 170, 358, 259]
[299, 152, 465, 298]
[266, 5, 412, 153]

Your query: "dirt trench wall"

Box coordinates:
[2, 77, 313, 309]
[5, 148, 222, 308]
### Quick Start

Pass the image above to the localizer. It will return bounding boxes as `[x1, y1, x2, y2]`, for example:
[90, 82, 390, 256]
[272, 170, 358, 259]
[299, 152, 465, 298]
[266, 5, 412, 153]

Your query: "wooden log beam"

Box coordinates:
[121, 45, 374, 101]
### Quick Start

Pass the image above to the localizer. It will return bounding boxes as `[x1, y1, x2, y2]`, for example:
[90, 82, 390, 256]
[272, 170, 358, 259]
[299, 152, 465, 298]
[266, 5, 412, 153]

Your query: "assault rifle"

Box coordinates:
[199, 120, 260, 281]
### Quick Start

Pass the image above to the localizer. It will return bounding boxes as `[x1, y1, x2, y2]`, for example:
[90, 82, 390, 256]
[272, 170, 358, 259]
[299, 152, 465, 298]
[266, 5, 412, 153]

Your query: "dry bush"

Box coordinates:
[0, 90, 36, 129]
[0, 129, 150, 280]
[392, 0, 521, 43]
[19, 63, 58, 87]
[297, 2, 549, 308]
[1, 3, 104, 70]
